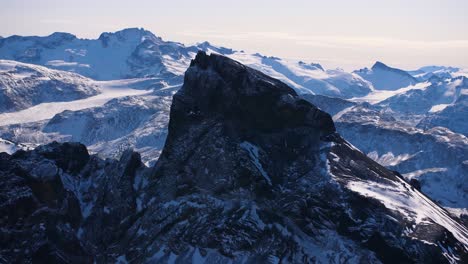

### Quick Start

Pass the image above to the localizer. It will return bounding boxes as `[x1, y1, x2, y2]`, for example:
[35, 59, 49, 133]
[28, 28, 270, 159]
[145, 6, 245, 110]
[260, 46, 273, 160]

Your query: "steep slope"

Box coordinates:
[2, 52, 467, 263]
[0, 60, 99, 112]
[355, 61, 418, 90]
[307, 93, 468, 218]
[333, 104, 468, 210]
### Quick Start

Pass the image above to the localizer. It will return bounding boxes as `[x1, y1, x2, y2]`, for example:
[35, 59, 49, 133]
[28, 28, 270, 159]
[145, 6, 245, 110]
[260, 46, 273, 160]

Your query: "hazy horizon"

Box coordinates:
[2, 0, 467, 71]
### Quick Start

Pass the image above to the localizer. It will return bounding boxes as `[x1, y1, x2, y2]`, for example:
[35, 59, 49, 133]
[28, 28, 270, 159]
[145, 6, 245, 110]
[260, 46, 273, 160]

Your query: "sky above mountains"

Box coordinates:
[1, 0, 467, 70]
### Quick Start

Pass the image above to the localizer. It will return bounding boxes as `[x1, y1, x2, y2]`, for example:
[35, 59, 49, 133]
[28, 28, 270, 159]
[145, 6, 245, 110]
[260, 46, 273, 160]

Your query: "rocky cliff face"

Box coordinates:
[1, 52, 467, 263]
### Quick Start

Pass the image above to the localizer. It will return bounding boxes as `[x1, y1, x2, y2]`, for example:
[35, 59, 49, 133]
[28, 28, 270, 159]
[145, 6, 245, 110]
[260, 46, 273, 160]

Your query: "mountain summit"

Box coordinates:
[355, 61, 418, 90]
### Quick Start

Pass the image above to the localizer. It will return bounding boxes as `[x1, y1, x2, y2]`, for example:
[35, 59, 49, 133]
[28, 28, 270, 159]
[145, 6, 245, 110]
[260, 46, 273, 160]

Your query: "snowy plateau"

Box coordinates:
[0, 28, 467, 263]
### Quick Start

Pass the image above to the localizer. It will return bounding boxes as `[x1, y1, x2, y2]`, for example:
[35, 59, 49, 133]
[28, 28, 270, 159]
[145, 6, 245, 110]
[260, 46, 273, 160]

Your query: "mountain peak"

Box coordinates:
[98, 27, 158, 42]
[156, 51, 338, 201]
[162, 51, 336, 159]
[355, 61, 418, 90]
[150, 51, 467, 263]
[185, 51, 318, 117]
[371, 61, 389, 70]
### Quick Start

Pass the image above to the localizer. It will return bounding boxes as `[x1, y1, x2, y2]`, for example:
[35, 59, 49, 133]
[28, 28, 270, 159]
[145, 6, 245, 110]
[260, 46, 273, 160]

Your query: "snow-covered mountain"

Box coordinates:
[354, 61, 418, 90]
[227, 51, 374, 98]
[1, 52, 467, 263]
[409, 65, 463, 81]
[376, 76, 467, 115]
[0, 60, 99, 112]
[0, 28, 467, 224]
[0, 29, 374, 98]
[0, 28, 194, 81]
[417, 93, 468, 136]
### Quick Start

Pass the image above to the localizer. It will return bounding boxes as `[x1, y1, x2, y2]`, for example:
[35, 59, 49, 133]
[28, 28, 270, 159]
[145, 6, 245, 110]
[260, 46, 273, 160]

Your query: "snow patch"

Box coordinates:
[367, 151, 416, 167]
[429, 104, 452, 113]
[347, 178, 468, 246]
[403, 167, 448, 179]
[240, 141, 272, 185]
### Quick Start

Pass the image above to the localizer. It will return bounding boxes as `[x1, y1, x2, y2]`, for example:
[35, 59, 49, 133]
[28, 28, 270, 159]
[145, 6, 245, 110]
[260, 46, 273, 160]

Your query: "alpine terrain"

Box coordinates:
[0, 28, 468, 263]
[1, 52, 467, 263]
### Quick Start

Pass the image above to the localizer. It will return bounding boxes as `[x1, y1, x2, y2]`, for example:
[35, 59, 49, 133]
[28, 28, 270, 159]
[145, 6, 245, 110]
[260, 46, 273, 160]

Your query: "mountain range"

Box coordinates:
[0, 28, 467, 263]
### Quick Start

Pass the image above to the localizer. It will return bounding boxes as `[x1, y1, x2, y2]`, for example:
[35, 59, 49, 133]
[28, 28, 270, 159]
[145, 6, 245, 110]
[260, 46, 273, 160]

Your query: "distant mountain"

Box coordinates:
[377, 76, 467, 115]
[0, 60, 99, 113]
[1, 52, 466, 263]
[417, 92, 468, 136]
[409, 65, 462, 81]
[0, 28, 194, 81]
[354, 61, 418, 90]
[0, 28, 373, 98]
[227, 52, 373, 98]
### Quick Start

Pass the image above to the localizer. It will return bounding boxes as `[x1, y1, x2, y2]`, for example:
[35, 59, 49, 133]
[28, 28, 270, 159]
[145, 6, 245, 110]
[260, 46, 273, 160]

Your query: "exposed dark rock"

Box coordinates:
[409, 178, 422, 191]
[36, 141, 90, 174]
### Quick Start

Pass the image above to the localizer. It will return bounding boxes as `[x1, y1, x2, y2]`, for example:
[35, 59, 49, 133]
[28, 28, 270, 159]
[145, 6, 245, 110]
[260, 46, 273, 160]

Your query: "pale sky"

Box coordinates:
[1, 0, 467, 70]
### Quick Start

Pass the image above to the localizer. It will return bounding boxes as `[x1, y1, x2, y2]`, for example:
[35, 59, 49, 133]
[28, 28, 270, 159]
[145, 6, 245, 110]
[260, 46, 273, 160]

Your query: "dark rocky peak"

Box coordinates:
[34, 141, 90, 174]
[147, 52, 467, 263]
[153, 51, 335, 201]
[180, 51, 335, 134]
